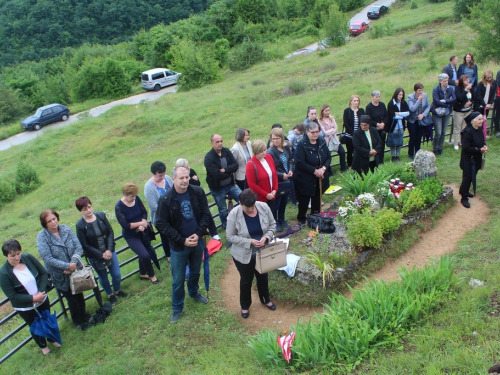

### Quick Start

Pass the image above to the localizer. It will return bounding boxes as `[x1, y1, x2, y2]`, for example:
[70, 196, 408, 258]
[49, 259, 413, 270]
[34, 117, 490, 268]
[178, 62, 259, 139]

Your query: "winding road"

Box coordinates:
[0, 85, 177, 152]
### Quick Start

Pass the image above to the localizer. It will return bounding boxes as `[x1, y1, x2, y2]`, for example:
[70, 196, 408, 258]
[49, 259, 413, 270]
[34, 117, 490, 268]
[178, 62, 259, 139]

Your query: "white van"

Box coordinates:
[141, 68, 181, 91]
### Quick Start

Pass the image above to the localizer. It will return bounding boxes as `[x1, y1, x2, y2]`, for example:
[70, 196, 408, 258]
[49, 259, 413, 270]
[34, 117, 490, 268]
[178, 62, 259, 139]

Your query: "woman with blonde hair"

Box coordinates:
[267, 128, 293, 231]
[115, 182, 159, 284]
[318, 104, 347, 172]
[246, 140, 278, 212]
[343, 95, 365, 168]
[474, 69, 496, 115]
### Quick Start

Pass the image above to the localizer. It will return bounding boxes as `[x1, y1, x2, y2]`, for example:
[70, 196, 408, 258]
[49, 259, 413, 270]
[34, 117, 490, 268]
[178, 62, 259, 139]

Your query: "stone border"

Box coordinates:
[293, 186, 454, 288]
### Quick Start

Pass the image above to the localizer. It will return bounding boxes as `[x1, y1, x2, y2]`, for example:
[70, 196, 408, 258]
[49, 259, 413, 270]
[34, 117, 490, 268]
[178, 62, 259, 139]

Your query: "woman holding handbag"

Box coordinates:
[387, 88, 410, 162]
[226, 189, 277, 319]
[115, 182, 159, 284]
[318, 104, 347, 172]
[267, 128, 293, 232]
[407, 83, 431, 159]
[343, 94, 365, 168]
[37, 209, 91, 330]
[1, 239, 62, 354]
[432, 73, 456, 156]
[246, 140, 278, 212]
[75, 196, 127, 305]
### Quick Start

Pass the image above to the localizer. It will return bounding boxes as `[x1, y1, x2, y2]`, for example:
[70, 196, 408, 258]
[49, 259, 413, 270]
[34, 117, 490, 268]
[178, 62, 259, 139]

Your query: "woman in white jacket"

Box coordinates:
[230, 128, 253, 191]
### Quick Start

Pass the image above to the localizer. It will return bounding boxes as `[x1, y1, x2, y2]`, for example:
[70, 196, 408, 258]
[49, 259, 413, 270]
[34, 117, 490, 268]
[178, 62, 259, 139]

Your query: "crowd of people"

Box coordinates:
[1, 52, 498, 355]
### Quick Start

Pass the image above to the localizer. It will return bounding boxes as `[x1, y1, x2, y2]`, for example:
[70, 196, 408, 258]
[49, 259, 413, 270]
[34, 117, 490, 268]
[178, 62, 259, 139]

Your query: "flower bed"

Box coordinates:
[291, 169, 453, 290]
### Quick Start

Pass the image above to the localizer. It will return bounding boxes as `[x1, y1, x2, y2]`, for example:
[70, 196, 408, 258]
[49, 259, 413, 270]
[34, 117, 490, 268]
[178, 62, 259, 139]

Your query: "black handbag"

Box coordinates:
[93, 257, 111, 271]
[307, 211, 336, 233]
[277, 179, 292, 195]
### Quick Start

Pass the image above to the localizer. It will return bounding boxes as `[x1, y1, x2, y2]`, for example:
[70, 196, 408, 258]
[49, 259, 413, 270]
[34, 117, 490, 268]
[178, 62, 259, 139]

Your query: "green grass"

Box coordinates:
[1, 0, 500, 372]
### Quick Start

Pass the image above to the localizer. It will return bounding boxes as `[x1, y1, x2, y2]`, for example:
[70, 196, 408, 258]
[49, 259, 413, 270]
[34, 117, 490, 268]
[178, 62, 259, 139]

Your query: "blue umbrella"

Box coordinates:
[30, 308, 62, 346]
[203, 236, 210, 298]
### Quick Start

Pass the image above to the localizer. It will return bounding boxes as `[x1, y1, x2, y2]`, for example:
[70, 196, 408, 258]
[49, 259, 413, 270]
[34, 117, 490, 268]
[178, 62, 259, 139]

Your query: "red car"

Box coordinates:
[350, 21, 369, 36]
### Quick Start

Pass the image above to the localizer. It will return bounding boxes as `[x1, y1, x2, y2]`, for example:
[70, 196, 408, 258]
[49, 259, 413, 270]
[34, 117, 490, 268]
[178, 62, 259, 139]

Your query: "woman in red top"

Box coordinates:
[246, 140, 278, 212]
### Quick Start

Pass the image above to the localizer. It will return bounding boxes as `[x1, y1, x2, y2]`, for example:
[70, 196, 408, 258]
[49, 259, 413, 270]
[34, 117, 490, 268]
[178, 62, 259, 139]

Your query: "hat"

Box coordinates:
[466, 111, 481, 122]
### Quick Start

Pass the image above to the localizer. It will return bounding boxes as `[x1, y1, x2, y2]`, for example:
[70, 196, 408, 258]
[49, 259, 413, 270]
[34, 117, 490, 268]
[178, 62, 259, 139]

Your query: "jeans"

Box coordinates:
[170, 239, 204, 313]
[89, 251, 122, 296]
[273, 193, 290, 224]
[17, 297, 54, 348]
[211, 184, 242, 228]
[407, 121, 426, 157]
[233, 255, 270, 310]
[390, 128, 404, 157]
[432, 114, 451, 154]
[59, 289, 86, 326]
[125, 236, 155, 278]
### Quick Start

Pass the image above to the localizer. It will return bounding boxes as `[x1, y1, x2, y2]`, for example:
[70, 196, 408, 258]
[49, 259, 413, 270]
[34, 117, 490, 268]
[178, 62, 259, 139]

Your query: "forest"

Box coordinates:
[0, 0, 212, 66]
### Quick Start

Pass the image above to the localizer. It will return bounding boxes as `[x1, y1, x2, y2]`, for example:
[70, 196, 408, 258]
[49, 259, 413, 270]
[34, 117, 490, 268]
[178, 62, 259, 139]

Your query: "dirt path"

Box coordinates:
[220, 184, 490, 334]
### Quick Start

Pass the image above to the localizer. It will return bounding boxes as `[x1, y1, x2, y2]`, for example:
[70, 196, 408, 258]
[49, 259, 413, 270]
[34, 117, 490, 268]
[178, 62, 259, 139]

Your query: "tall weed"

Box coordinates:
[249, 258, 456, 371]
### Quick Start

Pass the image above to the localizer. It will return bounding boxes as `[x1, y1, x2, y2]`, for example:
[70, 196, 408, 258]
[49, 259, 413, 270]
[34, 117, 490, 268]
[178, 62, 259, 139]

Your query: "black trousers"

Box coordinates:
[233, 255, 270, 310]
[59, 288, 87, 326]
[493, 97, 500, 132]
[17, 297, 53, 348]
[344, 137, 354, 167]
[296, 179, 321, 223]
[378, 130, 387, 164]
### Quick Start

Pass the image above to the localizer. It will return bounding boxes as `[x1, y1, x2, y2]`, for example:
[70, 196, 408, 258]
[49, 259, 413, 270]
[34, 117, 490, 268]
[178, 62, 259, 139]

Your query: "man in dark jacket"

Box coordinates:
[442, 55, 459, 87]
[156, 166, 211, 323]
[204, 134, 242, 228]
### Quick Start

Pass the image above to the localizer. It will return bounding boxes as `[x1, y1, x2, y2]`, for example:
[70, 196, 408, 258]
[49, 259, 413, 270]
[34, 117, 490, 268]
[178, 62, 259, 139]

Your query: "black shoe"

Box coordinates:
[276, 223, 282, 232]
[241, 310, 249, 319]
[261, 301, 276, 311]
[115, 290, 128, 298]
[465, 192, 474, 198]
[151, 278, 160, 284]
[281, 221, 291, 230]
[109, 295, 118, 305]
[170, 311, 182, 323]
[461, 199, 470, 208]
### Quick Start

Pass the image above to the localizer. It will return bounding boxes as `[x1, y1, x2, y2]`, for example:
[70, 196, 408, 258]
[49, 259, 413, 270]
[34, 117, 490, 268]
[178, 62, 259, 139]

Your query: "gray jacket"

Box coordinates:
[407, 92, 431, 123]
[227, 202, 276, 264]
[37, 224, 83, 292]
[230, 141, 253, 181]
[144, 176, 174, 225]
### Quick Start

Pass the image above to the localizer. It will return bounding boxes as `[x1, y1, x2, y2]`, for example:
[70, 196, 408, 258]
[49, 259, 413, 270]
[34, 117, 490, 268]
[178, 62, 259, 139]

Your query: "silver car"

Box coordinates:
[141, 68, 181, 91]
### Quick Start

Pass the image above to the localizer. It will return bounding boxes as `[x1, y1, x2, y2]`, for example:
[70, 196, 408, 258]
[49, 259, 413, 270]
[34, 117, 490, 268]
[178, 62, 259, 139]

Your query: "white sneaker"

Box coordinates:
[212, 235, 221, 241]
[454, 145, 459, 150]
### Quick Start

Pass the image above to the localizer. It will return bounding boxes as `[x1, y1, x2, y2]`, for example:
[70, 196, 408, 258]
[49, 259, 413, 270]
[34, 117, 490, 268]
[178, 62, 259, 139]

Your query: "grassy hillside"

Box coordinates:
[1, 0, 500, 372]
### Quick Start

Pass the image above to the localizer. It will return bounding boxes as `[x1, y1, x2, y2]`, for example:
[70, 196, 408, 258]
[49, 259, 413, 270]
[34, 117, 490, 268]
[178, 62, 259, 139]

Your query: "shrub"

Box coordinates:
[321, 3, 349, 47]
[346, 213, 383, 249]
[374, 207, 403, 235]
[401, 187, 427, 216]
[0, 179, 16, 203]
[428, 51, 437, 70]
[228, 40, 267, 71]
[15, 162, 41, 194]
[414, 38, 430, 52]
[435, 34, 455, 49]
[288, 79, 307, 95]
[410, 0, 418, 9]
[417, 177, 444, 204]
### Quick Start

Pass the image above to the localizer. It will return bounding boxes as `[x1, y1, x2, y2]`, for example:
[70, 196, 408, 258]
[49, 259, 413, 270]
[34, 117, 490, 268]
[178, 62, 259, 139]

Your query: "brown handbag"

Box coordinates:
[255, 240, 287, 274]
[69, 255, 97, 295]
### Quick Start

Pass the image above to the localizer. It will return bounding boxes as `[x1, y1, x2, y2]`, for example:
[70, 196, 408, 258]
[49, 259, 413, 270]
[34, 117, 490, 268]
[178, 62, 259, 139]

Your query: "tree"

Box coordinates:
[321, 3, 349, 47]
[170, 40, 221, 90]
[467, 0, 500, 62]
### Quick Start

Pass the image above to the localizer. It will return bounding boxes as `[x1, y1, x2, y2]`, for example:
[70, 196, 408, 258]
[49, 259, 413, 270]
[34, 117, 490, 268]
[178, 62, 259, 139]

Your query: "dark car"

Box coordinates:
[21, 103, 70, 131]
[350, 21, 369, 36]
[367, 5, 388, 19]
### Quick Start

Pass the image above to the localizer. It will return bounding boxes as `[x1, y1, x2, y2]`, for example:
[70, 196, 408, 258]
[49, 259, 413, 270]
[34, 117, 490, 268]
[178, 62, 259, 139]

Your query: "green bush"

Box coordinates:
[410, 0, 418, 9]
[428, 51, 437, 70]
[374, 207, 403, 235]
[417, 177, 444, 204]
[414, 38, 430, 52]
[15, 162, 42, 195]
[287, 79, 307, 95]
[228, 40, 267, 71]
[401, 187, 427, 216]
[346, 213, 383, 249]
[321, 3, 349, 47]
[249, 258, 456, 370]
[0, 178, 16, 203]
[435, 34, 455, 49]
